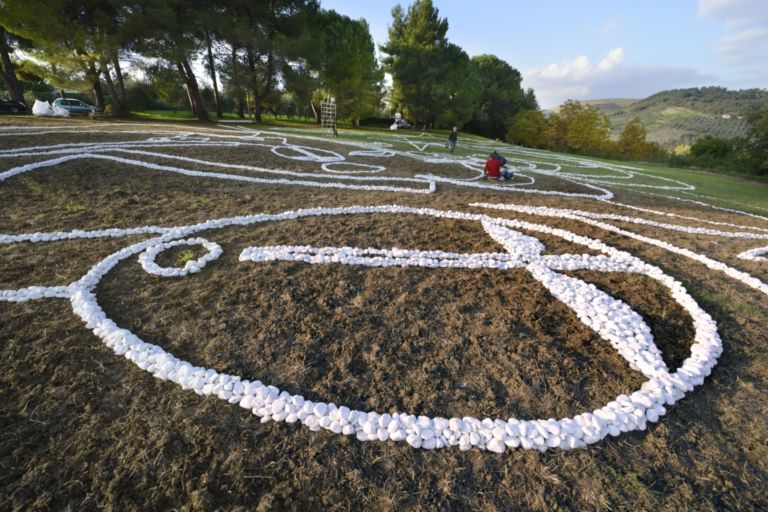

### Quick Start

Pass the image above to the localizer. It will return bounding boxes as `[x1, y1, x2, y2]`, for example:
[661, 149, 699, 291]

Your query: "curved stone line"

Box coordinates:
[4, 123, 764, 220]
[472, 202, 768, 297]
[0, 153, 436, 195]
[0, 205, 722, 453]
[320, 162, 386, 174]
[139, 238, 223, 277]
[738, 246, 768, 262]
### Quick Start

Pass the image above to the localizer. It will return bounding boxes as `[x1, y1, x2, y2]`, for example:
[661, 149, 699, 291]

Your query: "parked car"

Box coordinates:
[390, 118, 413, 130]
[52, 98, 98, 114]
[0, 98, 27, 114]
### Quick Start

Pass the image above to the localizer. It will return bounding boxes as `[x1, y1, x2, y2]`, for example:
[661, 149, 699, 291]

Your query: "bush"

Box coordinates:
[691, 135, 733, 158]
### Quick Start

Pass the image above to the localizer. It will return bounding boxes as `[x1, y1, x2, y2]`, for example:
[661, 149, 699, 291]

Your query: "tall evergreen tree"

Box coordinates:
[222, 0, 314, 122]
[465, 54, 537, 140]
[382, 0, 479, 129]
[311, 11, 382, 126]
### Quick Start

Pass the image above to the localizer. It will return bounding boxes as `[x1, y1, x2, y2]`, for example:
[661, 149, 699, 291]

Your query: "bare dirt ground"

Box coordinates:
[1, 118, 767, 511]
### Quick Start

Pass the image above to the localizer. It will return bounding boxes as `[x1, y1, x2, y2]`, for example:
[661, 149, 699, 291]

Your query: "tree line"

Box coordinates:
[0, 0, 537, 140]
[0, 0, 382, 124]
[507, 100, 768, 176]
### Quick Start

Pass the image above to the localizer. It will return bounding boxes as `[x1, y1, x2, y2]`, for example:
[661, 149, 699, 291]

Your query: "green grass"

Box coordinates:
[626, 162, 768, 212]
[176, 249, 197, 266]
[64, 203, 87, 213]
[499, 146, 768, 214]
[131, 110, 321, 126]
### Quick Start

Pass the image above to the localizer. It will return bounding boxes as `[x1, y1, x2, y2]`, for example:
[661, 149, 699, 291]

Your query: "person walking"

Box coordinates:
[447, 126, 458, 153]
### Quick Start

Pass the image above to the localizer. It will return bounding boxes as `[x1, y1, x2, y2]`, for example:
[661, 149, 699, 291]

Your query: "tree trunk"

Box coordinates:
[205, 31, 222, 119]
[88, 61, 106, 111]
[100, 61, 124, 116]
[112, 56, 127, 105]
[0, 29, 24, 103]
[177, 59, 210, 121]
[310, 101, 320, 124]
[246, 49, 274, 123]
[252, 99, 262, 122]
[230, 44, 245, 119]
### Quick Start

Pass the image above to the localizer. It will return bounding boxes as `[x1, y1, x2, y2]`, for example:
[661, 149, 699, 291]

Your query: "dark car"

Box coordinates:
[394, 119, 412, 129]
[0, 98, 27, 114]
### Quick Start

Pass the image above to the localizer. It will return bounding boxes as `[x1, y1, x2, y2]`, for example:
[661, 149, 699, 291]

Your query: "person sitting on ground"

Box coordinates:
[491, 151, 513, 178]
[484, 153, 511, 181]
[447, 126, 458, 153]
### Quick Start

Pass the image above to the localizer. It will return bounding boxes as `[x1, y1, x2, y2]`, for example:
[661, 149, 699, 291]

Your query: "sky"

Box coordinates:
[321, 0, 768, 109]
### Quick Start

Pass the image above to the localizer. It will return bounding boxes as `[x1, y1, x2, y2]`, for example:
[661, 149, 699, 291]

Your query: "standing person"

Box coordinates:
[447, 126, 458, 153]
[484, 153, 511, 181]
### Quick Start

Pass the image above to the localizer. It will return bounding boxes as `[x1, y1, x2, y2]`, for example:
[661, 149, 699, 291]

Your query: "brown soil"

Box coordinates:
[1, 119, 767, 511]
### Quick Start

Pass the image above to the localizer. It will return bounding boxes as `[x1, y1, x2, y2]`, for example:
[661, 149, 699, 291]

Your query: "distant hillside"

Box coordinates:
[583, 98, 639, 113]
[601, 87, 768, 149]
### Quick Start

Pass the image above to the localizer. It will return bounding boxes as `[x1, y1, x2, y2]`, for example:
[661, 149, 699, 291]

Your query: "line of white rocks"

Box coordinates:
[0, 152, 437, 195]
[3, 123, 735, 202]
[472, 202, 768, 298]
[738, 246, 768, 262]
[138, 238, 223, 277]
[0, 205, 722, 452]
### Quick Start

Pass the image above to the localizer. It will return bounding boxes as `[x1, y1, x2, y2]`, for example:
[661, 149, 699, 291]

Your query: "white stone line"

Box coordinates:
[89, 148, 429, 186]
[2, 122, 733, 202]
[0, 140, 247, 158]
[521, 205, 768, 240]
[270, 144, 344, 163]
[1, 205, 722, 453]
[0, 153, 436, 195]
[603, 200, 768, 234]
[0, 285, 73, 302]
[0, 136, 609, 199]
[320, 162, 386, 174]
[139, 238, 223, 277]
[738, 246, 768, 262]
[472, 202, 768, 297]
[0, 225, 170, 245]
[637, 190, 768, 224]
[421, 174, 614, 200]
[348, 149, 395, 158]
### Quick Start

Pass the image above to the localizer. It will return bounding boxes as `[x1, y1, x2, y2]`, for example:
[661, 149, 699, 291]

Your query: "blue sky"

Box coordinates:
[321, 0, 768, 108]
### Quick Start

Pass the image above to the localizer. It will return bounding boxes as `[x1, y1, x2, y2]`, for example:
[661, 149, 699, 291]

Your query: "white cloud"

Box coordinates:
[531, 48, 625, 84]
[523, 49, 716, 109]
[597, 48, 625, 72]
[539, 55, 592, 80]
[698, 0, 768, 81]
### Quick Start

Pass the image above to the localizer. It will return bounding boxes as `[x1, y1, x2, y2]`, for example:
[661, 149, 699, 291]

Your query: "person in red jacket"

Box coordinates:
[484, 154, 511, 180]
